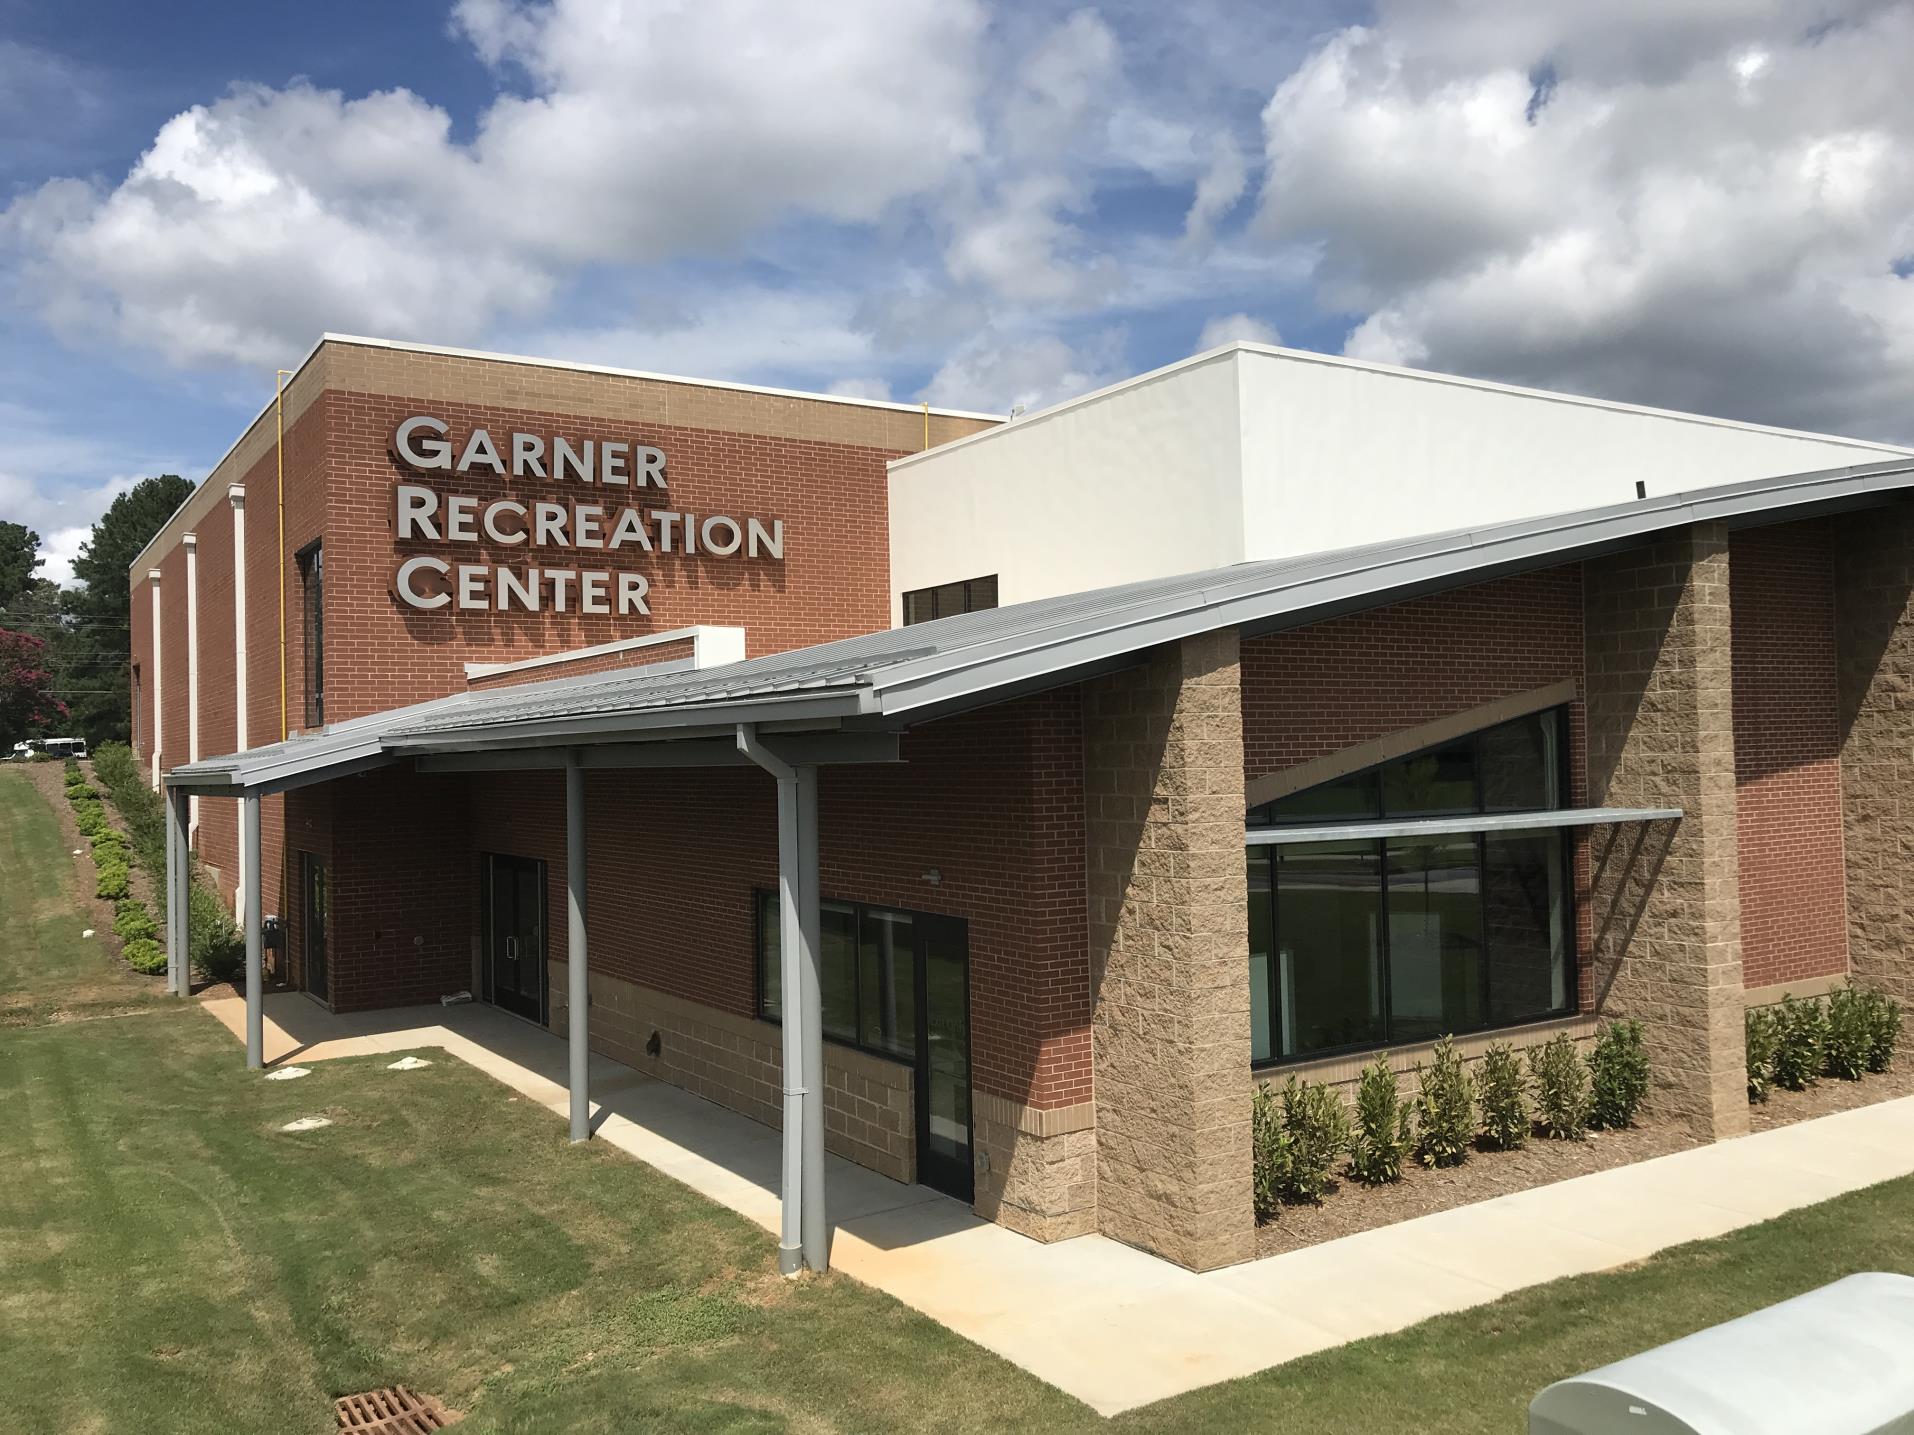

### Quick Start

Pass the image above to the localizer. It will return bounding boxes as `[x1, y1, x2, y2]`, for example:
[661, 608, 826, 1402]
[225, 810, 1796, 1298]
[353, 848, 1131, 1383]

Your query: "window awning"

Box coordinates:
[1245, 805, 1681, 846]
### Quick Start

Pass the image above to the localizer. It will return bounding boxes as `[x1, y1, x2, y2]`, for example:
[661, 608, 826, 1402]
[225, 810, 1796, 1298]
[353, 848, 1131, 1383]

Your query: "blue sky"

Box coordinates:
[4, 0, 1913, 582]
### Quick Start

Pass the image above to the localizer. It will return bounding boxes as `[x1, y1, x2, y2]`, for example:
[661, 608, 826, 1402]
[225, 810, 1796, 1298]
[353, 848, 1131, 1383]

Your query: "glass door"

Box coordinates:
[484, 854, 546, 1023]
[301, 852, 329, 1002]
[914, 916, 973, 1202]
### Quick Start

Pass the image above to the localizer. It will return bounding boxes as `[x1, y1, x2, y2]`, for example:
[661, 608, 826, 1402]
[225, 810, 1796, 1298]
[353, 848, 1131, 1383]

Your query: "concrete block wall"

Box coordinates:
[1084, 630, 1255, 1272]
[1835, 504, 1914, 1008]
[1583, 523, 1749, 1140]
[550, 962, 915, 1184]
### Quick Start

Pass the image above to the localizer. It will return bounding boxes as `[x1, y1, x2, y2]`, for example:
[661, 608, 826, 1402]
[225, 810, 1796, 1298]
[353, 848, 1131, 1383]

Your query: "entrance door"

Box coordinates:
[914, 915, 973, 1202]
[484, 854, 546, 1023]
[301, 852, 329, 1002]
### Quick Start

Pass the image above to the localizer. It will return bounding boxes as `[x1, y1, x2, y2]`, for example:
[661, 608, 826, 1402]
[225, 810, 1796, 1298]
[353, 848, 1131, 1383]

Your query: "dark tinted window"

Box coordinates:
[902, 573, 999, 625]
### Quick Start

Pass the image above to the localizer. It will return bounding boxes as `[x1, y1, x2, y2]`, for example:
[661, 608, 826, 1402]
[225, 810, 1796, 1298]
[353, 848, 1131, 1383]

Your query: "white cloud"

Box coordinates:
[1253, 1, 1914, 439]
[828, 377, 894, 402]
[1197, 313, 1280, 350]
[0, 471, 136, 585]
[4, 0, 987, 369]
[1183, 133, 1247, 246]
[920, 328, 1126, 414]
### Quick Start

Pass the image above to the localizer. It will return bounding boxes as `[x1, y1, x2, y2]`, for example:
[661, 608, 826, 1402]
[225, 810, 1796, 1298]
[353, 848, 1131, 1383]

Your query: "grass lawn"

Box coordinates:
[3, 767, 1912, 1432]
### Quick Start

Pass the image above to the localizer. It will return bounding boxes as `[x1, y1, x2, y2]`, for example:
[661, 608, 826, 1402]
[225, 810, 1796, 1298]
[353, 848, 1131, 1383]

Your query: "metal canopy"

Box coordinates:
[1246, 805, 1682, 846]
[164, 456, 1914, 796]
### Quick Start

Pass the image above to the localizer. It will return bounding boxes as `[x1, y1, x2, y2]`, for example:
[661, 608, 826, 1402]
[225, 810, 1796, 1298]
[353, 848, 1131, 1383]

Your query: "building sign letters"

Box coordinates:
[388, 415, 784, 616]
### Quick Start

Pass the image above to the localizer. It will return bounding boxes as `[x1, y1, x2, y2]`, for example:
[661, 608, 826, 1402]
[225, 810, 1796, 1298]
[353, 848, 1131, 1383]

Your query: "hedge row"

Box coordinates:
[1747, 989, 1902, 1102]
[1253, 1023, 1649, 1222]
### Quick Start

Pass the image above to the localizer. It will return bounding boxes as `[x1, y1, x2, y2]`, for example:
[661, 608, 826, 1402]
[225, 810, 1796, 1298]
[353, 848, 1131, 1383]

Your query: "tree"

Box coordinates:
[0, 628, 65, 750]
[67, 475, 194, 621]
[0, 522, 40, 610]
[60, 474, 195, 744]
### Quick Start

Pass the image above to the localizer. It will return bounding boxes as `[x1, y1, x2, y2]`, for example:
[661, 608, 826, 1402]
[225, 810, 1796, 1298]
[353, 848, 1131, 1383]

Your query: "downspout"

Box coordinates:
[734, 723, 811, 1278]
[276, 368, 291, 741]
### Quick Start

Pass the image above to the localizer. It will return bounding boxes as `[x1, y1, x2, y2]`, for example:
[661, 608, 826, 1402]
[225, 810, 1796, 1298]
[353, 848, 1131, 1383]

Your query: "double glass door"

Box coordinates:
[914, 917, 973, 1202]
[484, 854, 546, 1023]
[302, 852, 329, 1002]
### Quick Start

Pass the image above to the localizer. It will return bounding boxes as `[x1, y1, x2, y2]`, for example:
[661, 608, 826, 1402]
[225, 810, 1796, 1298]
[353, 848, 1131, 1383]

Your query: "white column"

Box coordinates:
[242, 792, 263, 1069]
[567, 755, 590, 1142]
[183, 533, 200, 836]
[148, 569, 163, 788]
[229, 486, 248, 919]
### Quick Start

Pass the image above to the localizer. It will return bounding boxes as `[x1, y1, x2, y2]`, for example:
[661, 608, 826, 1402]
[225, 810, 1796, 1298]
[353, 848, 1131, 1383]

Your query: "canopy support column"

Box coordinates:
[566, 753, 590, 1143]
[242, 791, 263, 1070]
[736, 724, 828, 1275]
[164, 784, 187, 996]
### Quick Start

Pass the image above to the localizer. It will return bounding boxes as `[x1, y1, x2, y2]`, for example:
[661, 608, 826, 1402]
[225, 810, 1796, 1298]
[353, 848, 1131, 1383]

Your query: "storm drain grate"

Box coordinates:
[333, 1386, 455, 1432]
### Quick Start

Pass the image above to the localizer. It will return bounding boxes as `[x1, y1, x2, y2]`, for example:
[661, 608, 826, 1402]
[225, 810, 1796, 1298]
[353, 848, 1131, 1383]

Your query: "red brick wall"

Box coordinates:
[322, 391, 902, 720]
[453, 691, 1089, 1109]
[1730, 521, 1848, 989]
[1241, 568, 1587, 779]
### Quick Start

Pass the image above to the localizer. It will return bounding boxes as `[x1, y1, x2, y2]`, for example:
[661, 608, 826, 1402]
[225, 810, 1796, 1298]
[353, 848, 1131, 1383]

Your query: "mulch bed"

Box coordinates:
[1749, 1060, 1914, 1131]
[1255, 1119, 1703, 1258]
[1257, 1058, 1914, 1258]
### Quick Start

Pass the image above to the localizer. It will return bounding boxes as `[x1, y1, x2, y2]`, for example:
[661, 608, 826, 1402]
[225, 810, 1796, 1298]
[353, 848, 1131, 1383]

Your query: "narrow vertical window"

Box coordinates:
[296, 540, 324, 728]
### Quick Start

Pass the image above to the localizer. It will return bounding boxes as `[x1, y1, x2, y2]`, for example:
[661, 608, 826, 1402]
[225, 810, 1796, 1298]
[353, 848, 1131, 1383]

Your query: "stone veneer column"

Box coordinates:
[1584, 522, 1749, 1139]
[1834, 504, 1914, 1008]
[1083, 629, 1254, 1271]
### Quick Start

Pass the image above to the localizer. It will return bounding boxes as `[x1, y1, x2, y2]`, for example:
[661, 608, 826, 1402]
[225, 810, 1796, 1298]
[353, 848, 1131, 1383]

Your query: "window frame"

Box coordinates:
[753, 886, 945, 1068]
[1247, 705, 1579, 1069]
[902, 573, 999, 626]
[295, 538, 325, 729]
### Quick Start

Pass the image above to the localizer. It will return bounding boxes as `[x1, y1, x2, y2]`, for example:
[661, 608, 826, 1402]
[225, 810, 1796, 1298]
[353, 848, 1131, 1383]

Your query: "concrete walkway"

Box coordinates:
[203, 992, 1914, 1417]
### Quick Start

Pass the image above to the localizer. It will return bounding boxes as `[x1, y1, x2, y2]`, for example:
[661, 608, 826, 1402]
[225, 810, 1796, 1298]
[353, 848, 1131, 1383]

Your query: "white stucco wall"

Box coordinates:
[885, 352, 1246, 622]
[1234, 346, 1910, 562]
[890, 344, 1912, 616]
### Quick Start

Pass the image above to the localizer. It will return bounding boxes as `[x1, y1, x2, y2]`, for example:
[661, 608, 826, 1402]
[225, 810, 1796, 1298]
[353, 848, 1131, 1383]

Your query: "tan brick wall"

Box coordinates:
[550, 961, 914, 1184]
[1834, 503, 1914, 1008]
[1084, 630, 1254, 1271]
[1582, 523, 1749, 1139]
[971, 1091, 1097, 1242]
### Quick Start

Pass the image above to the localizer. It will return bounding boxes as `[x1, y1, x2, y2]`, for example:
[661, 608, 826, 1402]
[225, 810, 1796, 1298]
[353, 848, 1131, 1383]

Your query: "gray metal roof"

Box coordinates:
[166, 456, 1914, 795]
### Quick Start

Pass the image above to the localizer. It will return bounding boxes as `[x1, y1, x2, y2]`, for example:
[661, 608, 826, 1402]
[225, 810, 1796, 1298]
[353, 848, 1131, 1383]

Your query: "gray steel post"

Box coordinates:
[163, 782, 181, 994]
[172, 787, 193, 997]
[795, 763, 827, 1273]
[242, 792, 263, 1070]
[735, 723, 807, 1275]
[566, 755, 590, 1142]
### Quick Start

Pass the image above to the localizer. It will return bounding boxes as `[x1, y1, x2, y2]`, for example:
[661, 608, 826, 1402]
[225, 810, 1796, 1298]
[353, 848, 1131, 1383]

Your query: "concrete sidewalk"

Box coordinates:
[203, 992, 1914, 1417]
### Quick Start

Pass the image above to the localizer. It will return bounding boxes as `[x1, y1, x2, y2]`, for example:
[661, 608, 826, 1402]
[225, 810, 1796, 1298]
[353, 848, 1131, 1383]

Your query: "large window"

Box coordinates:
[296, 540, 324, 728]
[756, 890, 917, 1062]
[1247, 708, 1573, 1064]
[902, 573, 998, 626]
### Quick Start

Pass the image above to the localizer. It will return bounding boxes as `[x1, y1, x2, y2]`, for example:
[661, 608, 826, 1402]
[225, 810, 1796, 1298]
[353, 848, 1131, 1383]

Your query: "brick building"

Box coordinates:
[145, 335, 1914, 1274]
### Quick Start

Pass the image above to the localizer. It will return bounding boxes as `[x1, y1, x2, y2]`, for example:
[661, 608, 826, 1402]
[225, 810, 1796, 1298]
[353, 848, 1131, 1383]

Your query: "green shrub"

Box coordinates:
[113, 898, 158, 942]
[1860, 987, 1902, 1074]
[1477, 1042, 1529, 1151]
[121, 936, 167, 975]
[1415, 1036, 1476, 1168]
[91, 742, 168, 892]
[88, 829, 127, 857]
[1251, 1082, 1287, 1223]
[1824, 988, 1872, 1081]
[190, 884, 245, 984]
[1746, 1006, 1780, 1103]
[1348, 1056, 1412, 1185]
[95, 859, 130, 901]
[1252, 1076, 1351, 1217]
[65, 780, 95, 798]
[1531, 1032, 1590, 1139]
[1589, 1019, 1650, 1129]
[71, 801, 108, 838]
[1772, 994, 1825, 1090]
[63, 758, 80, 780]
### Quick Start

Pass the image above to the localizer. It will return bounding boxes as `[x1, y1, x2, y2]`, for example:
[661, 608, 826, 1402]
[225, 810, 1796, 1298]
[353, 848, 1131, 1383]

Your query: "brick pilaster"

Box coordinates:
[1584, 522, 1749, 1139]
[1084, 629, 1254, 1271]
[1835, 504, 1914, 1008]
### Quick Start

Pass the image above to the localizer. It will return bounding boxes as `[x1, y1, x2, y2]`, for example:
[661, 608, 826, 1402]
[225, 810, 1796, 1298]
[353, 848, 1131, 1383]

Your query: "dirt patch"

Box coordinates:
[1255, 1119, 1702, 1258]
[1749, 1060, 1914, 1130]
